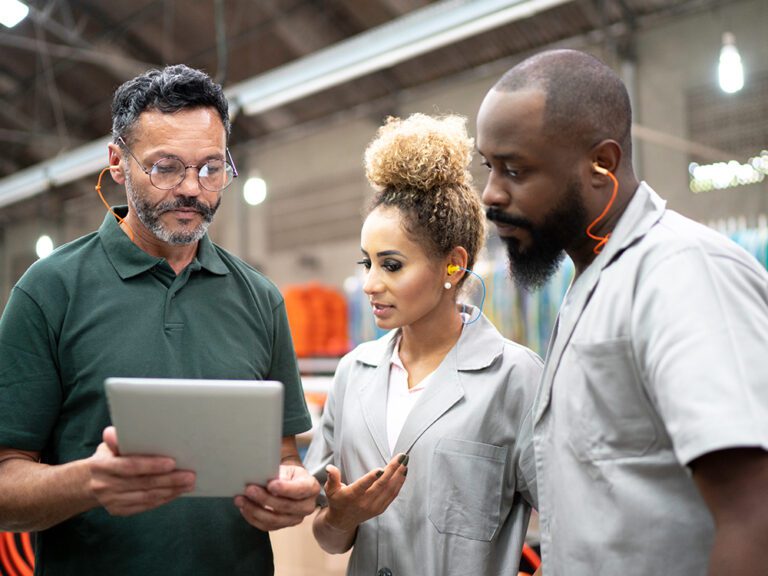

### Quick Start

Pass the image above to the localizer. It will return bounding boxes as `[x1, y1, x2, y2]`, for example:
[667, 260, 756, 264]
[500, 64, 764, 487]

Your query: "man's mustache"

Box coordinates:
[157, 196, 216, 217]
[486, 207, 532, 230]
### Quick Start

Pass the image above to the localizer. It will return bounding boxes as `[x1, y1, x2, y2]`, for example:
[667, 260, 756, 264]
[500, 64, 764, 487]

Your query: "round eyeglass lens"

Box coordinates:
[199, 160, 234, 191]
[149, 158, 234, 191]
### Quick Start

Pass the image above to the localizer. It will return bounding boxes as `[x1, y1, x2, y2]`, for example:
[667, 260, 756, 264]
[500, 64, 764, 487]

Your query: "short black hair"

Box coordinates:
[111, 64, 230, 145]
[495, 50, 632, 156]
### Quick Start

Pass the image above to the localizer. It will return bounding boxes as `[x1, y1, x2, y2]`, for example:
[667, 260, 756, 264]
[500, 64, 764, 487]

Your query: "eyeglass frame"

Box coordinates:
[117, 136, 239, 192]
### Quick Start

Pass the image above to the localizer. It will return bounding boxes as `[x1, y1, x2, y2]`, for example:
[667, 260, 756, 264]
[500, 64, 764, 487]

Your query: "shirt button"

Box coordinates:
[377, 568, 393, 576]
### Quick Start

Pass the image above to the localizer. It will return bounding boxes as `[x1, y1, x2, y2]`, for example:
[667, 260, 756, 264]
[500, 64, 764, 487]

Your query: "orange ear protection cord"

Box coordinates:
[585, 163, 619, 254]
[95, 166, 135, 242]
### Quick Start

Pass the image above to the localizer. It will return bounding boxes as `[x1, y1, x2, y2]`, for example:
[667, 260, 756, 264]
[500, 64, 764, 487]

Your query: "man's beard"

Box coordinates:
[125, 169, 220, 245]
[488, 179, 588, 290]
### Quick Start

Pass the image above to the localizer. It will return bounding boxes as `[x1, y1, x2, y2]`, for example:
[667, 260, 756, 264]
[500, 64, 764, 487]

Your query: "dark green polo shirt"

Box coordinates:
[0, 208, 311, 576]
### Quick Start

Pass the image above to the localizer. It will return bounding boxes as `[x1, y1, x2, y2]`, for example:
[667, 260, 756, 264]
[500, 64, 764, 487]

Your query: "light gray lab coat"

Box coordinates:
[305, 308, 542, 576]
[533, 183, 768, 575]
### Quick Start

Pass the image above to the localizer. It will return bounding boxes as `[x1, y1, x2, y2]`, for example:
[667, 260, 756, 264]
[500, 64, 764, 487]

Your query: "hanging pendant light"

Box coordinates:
[718, 32, 744, 94]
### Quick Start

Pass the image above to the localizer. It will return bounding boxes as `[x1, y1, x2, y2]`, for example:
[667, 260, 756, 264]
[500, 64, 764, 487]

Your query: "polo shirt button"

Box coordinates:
[377, 568, 392, 576]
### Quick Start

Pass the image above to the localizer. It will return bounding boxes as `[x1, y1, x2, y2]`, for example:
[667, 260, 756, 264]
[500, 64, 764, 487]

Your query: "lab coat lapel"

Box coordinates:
[392, 347, 464, 456]
[357, 342, 396, 463]
[533, 265, 601, 423]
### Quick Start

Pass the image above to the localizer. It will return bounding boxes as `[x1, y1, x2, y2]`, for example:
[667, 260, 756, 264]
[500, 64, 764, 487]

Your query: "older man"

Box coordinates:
[0, 64, 319, 575]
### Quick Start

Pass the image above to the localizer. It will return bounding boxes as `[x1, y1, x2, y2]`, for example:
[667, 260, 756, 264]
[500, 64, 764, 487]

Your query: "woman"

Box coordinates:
[304, 113, 542, 575]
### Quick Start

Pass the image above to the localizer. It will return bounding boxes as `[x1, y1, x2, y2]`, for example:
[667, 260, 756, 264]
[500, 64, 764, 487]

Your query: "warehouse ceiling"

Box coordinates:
[0, 0, 730, 221]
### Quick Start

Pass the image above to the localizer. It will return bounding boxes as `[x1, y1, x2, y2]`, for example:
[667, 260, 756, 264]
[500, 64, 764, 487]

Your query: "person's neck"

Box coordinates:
[398, 301, 464, 367]
[569, 175, 639, 276]
[121, 217, 199, 275]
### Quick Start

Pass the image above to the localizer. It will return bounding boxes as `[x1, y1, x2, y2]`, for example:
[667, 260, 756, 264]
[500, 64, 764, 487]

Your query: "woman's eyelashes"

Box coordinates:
[381, 259, 402, 272]
[356, 258, 403, 272]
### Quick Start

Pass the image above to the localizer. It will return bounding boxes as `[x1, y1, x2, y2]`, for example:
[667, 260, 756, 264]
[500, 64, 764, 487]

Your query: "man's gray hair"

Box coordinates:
[111, 64, 230, 145]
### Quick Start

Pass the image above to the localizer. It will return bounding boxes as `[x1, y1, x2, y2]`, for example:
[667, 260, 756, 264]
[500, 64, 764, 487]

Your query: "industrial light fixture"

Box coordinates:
[0, 0, 29, 28]
[243, 176, 267, 206]
[718, 32, 744, 94]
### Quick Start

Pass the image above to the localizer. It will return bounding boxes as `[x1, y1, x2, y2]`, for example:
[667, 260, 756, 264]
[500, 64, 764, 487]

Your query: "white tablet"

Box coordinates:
[104, 377, 283, 497]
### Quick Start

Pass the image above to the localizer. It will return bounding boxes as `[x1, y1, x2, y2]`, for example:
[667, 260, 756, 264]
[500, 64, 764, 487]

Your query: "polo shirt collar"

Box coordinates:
[99, 206, 229, 279]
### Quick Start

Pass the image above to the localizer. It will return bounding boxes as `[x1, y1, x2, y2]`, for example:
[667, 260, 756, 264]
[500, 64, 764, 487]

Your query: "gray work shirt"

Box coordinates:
[533, 182, 768, 575]
[305, 307, 542, 576]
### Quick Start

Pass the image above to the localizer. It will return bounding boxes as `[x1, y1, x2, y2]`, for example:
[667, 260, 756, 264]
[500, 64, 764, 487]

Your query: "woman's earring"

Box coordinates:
[444, 282, 452, 290]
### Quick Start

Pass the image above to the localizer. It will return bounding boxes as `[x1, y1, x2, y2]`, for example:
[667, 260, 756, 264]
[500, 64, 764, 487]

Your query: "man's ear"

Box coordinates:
[590, 140, 622, 175]
[589, 139, 622, 186]
[107, 143, 126, 185]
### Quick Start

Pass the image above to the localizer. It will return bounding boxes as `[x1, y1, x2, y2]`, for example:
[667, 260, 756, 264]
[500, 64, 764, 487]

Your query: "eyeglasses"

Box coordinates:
[118, 136, 238, 192]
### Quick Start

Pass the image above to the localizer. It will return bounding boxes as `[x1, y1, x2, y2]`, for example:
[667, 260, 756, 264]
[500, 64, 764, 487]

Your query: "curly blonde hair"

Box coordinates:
[364, 113, 486, 277]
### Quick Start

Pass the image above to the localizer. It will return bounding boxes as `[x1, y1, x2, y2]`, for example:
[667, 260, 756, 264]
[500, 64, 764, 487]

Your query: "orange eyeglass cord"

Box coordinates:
[95, 166, 135, 242]
[585, 164, 619, 254]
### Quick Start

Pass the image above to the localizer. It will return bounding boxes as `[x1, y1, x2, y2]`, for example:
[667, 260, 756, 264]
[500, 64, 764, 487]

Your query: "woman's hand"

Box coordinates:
[324, 452, 409, 531]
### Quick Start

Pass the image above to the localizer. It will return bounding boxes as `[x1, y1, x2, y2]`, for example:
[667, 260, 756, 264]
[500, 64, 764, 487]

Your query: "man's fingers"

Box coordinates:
[93, 448, 178, 477]
[104, 485, 191, 515]
[267, 469, 320, 500]
[235, 496, 304, 531]
[242, 484, 316, 517]
[92, 469, 195, 499]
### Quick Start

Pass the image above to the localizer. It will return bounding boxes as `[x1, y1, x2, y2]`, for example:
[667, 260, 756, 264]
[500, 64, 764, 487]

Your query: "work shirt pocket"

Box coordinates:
[569, 338, 658, 460]
[428, 437, 507, 541]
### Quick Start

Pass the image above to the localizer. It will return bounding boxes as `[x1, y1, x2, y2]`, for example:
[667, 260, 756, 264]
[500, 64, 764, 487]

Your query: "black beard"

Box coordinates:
[491, 179, 587, 290]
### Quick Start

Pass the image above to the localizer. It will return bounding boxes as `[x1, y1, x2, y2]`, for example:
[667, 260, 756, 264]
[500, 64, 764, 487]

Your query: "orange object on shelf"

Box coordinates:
[284, 282, 350, 358]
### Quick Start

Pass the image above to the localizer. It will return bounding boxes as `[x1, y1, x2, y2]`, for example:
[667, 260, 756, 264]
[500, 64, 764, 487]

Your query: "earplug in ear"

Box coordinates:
[593, 162, 609, 176]
[586, 161, 619, 255]
[447, 264, 461, 275]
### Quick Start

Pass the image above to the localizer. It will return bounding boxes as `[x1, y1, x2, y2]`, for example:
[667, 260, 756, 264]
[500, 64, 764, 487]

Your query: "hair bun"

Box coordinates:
[364, 113, 473, 192]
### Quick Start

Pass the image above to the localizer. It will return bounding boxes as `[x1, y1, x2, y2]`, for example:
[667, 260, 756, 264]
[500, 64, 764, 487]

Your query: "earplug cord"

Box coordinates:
[585, 165, 619, 254]
[448, 265, 486, 325]
[95, 166, 135, 242]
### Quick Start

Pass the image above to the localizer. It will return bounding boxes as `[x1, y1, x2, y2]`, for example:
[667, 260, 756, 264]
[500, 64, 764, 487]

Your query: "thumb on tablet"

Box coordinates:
[103, 426, 120, 456]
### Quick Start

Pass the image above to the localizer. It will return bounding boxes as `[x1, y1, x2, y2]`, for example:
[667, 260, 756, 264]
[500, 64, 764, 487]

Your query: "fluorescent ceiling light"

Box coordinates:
[230, 0, 570, 116]
[0, 0, 29, 28]
[0, 136, 111, 209]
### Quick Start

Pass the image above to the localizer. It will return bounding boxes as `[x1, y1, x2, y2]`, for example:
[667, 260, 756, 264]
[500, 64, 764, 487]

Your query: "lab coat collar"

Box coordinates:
[354, 304, 504, 461]
[355, 304, 505, 371]
[597, 181, 666, 272]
